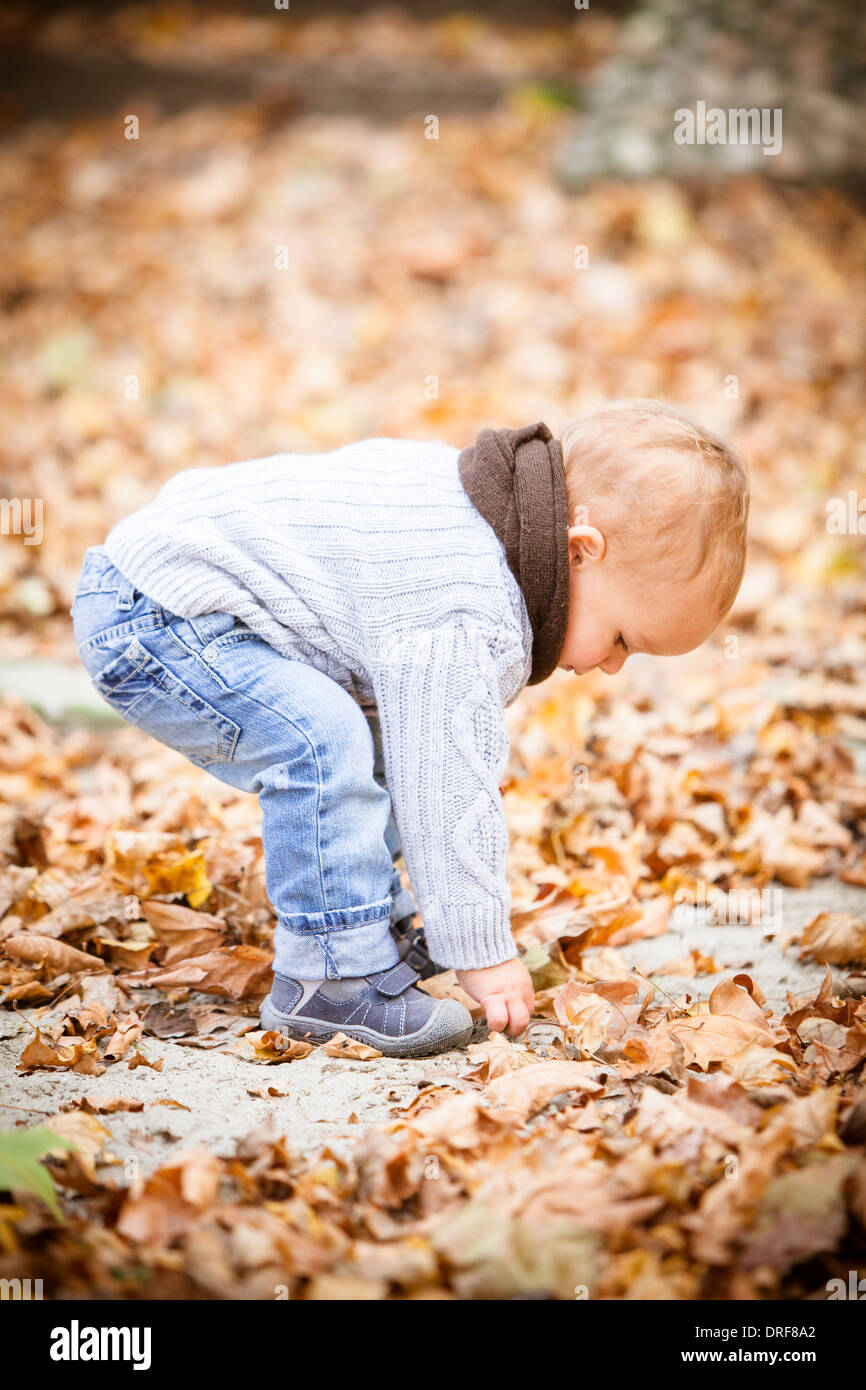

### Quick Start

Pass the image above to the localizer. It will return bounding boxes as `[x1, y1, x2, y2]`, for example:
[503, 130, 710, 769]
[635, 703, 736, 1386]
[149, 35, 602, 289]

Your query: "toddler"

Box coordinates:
[71, 400, 749, 1057]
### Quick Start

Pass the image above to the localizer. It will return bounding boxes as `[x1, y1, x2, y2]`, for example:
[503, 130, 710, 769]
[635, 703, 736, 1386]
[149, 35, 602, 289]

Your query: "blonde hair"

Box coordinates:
[559, 399, 750, 624]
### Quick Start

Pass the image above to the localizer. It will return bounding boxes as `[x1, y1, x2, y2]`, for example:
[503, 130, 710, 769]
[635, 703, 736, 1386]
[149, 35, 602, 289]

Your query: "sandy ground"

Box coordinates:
[3, 878, 864, 1179]
[2, 663, 865, 1172]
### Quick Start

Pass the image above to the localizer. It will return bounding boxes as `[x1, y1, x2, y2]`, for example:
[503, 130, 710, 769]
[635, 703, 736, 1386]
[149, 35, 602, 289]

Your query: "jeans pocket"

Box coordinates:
[73, 587, 162, 659]
[94, 636, 240, 768]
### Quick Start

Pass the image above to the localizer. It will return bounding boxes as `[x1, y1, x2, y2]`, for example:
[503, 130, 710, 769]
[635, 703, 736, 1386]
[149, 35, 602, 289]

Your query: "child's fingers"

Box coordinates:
[506, 995, 531, 1037]
[484, 994, 509, 1034]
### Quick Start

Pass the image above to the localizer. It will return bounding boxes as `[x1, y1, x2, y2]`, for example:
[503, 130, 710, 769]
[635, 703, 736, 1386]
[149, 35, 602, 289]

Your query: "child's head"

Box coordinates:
[556, 399, 749, 675]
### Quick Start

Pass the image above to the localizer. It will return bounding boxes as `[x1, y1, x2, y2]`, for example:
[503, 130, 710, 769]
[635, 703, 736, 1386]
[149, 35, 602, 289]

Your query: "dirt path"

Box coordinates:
[4, 879, 863, 1177]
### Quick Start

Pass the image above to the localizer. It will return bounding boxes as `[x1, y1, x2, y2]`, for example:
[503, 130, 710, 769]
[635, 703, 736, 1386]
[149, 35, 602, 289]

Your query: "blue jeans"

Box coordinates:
[71, 547, 416, 980]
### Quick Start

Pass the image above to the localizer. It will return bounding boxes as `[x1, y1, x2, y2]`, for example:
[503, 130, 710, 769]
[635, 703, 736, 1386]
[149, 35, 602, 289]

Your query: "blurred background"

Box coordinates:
[0, 0, 863, 676]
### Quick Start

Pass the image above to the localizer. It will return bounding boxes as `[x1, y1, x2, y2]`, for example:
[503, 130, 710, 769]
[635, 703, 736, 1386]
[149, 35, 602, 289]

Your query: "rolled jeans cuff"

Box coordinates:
[272, 899, 399, 980]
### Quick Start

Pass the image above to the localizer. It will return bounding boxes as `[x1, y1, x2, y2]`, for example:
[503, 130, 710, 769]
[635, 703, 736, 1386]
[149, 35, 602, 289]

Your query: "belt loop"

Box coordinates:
[115, 576, 136, 610]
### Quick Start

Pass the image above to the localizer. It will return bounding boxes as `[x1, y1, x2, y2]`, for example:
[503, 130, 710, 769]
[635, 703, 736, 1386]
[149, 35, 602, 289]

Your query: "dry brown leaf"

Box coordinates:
[708, 977, 780, 1034]
[127, 1050, 163, 1071]
[799, 912, 866, 966]
[18, 1028, 106, 1076]
[617, 1028, 676, 1077]
[142, 899, 226, 965]
[242, 1030, 314, 1063]
[554, 987, 614, 1055]
[553, 978, 645, 1055]
[665, 1013, 783, 1070]
[322, 1033, 382, 1060]
[43, 1111, 118, 1183]
[720, 1043, 798, 1087]
[98, 937, 156, 970]
[480, 1060, 603, 1124]
[116, 1147, 221, 1245]
[118, 944, 272, 1000]
[463, 1032, 538, 1082]
[605, 893, 672, 947]
[67, 1096, 145, 1114]
[4, 933, 109, 975]
[103, 1014, 144, 1060]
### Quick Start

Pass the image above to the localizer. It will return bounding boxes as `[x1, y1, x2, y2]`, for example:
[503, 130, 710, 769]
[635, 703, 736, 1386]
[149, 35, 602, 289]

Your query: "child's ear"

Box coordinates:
[567, 523, 606, 566]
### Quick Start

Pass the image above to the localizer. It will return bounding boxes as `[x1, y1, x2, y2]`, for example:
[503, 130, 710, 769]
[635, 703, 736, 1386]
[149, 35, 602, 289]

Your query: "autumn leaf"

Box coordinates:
[67, 1096, 145, 1114]
[431, 1200, 599, 1300]
[553, 986, 614, 1055]
[738, 1155, 860, 1272]
[665, 1014, 783, 1070]
[127, 1049, 163, 1071]
[799, 912, 866, 966]
[480, 1060, 603, 1123]
[116, 1147, 221, 1245]
[142, 899, 226, 965]
[411, 1059, 601, 1147]
[322, 1033, 382, 1060]
[657, 948, 719, 976]
[0, 1126, 75, 1220]
[4, 934, 109, 975]
[18, 1028, 106, 1076]
[42, 1112, 118, 1184]
[464, 1032, 538, 1081]
[242, 1030, 314, 1063]
[106, 832, 213, 907]
[617, 1028, 676, 1077]
[103, 1014, 144, 1060]
[119, 944, 272, 1000]
[553, 978, 645, 1056]
[721, 1042, 798, 1087]
[708, 977, 780, 1033]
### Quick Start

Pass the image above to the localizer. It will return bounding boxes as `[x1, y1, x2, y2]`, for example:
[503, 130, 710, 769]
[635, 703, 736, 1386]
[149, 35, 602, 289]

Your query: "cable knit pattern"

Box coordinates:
[104, 437, 533, 970]
[370, 619, 524, 968]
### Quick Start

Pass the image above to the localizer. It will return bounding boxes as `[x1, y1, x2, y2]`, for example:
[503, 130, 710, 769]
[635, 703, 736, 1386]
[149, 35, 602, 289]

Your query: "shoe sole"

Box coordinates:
[259, 995, 473, 1059]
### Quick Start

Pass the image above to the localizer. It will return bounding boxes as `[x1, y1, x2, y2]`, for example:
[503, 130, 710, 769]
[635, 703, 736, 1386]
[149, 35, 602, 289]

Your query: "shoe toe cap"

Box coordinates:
[426, 996, 474, 1047]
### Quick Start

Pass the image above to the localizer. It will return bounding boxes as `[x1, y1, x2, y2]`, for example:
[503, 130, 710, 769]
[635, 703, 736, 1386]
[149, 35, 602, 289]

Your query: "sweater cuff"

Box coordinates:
[422, 901, 519, 972]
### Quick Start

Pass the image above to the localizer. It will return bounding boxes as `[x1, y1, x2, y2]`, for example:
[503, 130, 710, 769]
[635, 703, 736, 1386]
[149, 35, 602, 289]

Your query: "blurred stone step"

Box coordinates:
[0, 49, 508, 124]
[0, 658, 120, 726]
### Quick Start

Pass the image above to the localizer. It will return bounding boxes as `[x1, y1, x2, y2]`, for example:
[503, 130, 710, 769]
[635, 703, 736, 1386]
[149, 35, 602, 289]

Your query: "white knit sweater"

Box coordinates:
[104, 437, 534, 970]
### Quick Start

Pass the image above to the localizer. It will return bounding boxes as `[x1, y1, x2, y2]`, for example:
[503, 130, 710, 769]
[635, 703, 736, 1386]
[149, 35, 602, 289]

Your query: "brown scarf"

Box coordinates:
[457, 420, 569, 685]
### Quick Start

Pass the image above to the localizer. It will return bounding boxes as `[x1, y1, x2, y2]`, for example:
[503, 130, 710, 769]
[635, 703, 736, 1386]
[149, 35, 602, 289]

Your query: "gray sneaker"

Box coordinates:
[259, 960, 473, 1058]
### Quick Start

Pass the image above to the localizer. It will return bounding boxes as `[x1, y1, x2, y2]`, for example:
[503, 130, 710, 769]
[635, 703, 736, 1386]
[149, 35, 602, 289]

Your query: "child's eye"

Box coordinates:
[616, 633, 628, 652]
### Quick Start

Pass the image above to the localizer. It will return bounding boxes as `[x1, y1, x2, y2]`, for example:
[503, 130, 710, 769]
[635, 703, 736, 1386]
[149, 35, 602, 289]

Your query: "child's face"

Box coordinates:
[557, 522, 718, 676]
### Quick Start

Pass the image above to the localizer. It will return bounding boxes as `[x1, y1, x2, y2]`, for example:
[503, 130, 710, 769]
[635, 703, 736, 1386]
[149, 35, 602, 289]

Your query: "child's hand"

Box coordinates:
[455, 959, 535, 1037]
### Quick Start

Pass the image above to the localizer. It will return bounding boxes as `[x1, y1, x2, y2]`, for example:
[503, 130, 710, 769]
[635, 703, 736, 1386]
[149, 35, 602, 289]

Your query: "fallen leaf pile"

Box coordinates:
[1, 3, 865, 1300]
[2, 654, 866, 1296]
[2, 1012, 866, 1298]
